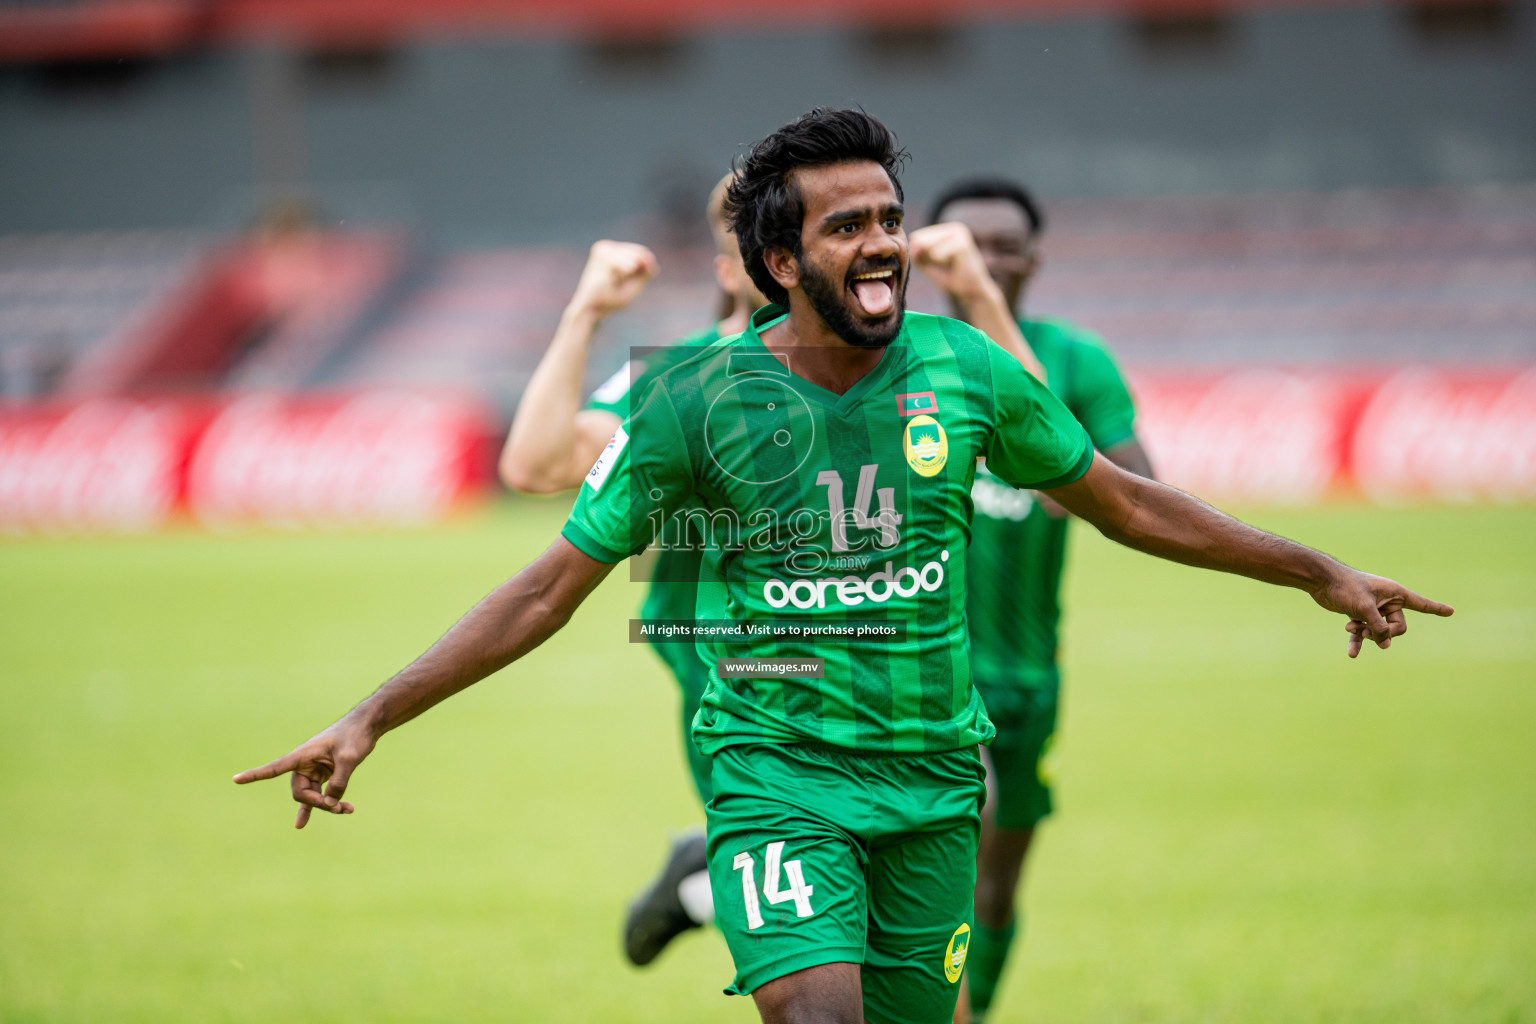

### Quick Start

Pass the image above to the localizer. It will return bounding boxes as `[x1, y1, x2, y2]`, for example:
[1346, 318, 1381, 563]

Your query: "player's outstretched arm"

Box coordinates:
[233, 538, 614, 827]
[500, 240, 657, 493]
[910, 222, 1047, 384]
[1045, 457, 1454, 657]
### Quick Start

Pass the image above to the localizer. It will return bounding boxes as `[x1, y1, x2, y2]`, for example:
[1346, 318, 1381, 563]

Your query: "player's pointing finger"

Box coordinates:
[232, 752, 301, 784]
[1401, 588, 1455, 617]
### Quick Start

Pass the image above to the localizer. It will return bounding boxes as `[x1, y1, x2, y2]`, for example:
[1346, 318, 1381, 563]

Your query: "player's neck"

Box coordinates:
[759, 298, 888, 396]
[717, 305, 752, 337]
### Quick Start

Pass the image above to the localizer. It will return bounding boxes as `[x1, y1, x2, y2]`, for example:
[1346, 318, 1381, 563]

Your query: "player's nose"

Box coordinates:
[861, 225, 901, 260]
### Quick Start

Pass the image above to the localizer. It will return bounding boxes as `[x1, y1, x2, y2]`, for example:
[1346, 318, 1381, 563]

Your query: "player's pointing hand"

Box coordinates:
[1309, 568, 1455, 658]
[570, 240, 659, 318]
[233, 717, 377, 829]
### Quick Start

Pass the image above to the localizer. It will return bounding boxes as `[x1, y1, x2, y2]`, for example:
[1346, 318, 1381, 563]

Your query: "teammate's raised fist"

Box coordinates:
[911, 221, 1048, 383]
[569, 240, 659, 318]
[910, 222, 1000, 309]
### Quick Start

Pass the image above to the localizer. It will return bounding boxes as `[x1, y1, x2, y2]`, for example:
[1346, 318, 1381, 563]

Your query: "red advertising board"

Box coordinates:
[1133, 367, 1536, 505]
[0, 371, 1532, 534]
[1350, 368, 1536, 504]
[0, 399, 205, 534]
[186, 392, 497, 528]
[1, 391, 495, 534]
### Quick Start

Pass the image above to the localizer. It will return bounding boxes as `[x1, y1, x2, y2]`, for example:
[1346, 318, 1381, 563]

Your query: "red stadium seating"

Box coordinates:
[0, 0, 1403, 61]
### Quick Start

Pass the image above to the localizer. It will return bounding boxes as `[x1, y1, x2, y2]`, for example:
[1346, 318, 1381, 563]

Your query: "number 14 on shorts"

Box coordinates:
[733, 841, 816, 929]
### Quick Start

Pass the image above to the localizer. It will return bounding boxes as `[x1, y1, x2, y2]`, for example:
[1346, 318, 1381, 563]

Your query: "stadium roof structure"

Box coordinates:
[0, 0, 1479, 61]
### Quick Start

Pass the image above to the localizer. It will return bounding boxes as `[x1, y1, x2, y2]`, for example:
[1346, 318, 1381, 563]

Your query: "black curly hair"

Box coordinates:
[929, 176, 1045, 237]
[724, 108, 909, 307]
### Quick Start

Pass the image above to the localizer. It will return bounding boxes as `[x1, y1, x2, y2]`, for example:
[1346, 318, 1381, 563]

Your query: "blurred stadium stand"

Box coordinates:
[0, 231, 211, 400]
[315, 244, 727, 411]
[0, 226, 408, 397]
[4, 184, 1530, 410]
[311, 247, 588, 412]
[3, 2, 1532, 237]
[1024, 184, 1536, 365]
[0, 0, 1532, 527]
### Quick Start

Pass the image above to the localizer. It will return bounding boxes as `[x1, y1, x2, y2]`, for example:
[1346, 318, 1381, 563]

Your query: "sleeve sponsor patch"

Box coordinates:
[585, 425, 629, 492]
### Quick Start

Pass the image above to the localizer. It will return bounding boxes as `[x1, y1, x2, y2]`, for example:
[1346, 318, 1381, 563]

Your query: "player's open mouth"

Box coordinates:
[849, 267, 897, 317]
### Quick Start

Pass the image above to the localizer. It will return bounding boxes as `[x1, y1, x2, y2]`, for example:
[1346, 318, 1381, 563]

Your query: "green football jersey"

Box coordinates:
[967, 317, 1138, 687]
[586, 324, 722, 625]
[563, 305, 1093, 755]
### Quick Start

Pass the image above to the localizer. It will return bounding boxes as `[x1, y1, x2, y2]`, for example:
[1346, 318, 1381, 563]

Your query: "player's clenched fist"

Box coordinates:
[910, 221, 1048, 383]
[569, 240, 659, 318]
[233, 716, 377, 829]
[910, 222, 1000, 308]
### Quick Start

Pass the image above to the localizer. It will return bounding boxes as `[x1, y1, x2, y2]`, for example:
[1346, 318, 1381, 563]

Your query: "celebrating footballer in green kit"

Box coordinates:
[234, 108, 1454, 1024]
[921, 178, 1157, 1023]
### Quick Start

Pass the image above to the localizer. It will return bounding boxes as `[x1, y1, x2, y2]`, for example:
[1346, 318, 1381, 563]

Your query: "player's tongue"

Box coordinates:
[850, 274, 894, 316]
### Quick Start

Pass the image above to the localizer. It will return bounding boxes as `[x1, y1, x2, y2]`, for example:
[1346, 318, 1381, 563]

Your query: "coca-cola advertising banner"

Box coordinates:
[0, 391, 497, 534]
[1, 370, 1532, 534]
[1133, 367, 1536, 506]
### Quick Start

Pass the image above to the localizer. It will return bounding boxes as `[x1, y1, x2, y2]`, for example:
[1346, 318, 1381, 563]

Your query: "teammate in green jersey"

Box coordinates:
[923, 177, 1157, 1023]
[235, 109, 1453, 1024]
[497, 176, 770, 965]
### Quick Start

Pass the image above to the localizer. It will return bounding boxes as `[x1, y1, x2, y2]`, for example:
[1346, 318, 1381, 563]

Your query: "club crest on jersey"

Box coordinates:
[944, 923, 971, 984]
[903, 414, 948, 477]
[895, 391, 939, 417]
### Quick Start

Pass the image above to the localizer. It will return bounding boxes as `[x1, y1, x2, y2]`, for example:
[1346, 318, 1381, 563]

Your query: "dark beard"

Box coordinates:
[798, 254, 905, 350]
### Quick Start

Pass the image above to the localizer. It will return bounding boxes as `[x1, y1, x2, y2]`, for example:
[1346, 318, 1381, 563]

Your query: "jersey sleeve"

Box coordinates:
[984, 339, 1095, 490]
[562, 382, 697, 563]
[585, 326, 722, 417]
[1067, 330, 1139, 451]
[585, 358, 645, 418]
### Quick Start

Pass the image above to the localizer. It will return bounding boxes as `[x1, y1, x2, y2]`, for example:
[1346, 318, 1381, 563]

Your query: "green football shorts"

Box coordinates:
[973, 673, 1060, 831]
[705, 742, 986, 1024]
[650, 639, 714, 805]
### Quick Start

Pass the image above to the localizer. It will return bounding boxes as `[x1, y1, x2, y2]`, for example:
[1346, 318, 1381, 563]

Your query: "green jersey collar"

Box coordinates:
[740, 303, 905, 412]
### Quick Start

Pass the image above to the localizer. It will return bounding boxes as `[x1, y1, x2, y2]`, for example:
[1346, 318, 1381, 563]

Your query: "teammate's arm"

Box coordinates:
[1036, 331, 1156, 511]
[1043, 457, 1453, 657]
[233, 538, 613, 827]
[1076, 336, 1152, 479]
[910, 222, 1047, 383]
[499, 240, 657, 493]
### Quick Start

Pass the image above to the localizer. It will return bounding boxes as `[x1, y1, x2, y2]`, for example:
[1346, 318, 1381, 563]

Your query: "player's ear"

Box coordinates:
[713, 252, 737, 294]
[762, 246, 799, 292]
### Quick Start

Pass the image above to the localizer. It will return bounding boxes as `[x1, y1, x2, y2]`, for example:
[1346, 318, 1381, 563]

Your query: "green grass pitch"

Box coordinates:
[1, 500, 1532, 1023]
